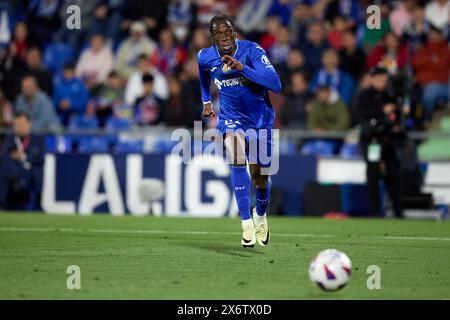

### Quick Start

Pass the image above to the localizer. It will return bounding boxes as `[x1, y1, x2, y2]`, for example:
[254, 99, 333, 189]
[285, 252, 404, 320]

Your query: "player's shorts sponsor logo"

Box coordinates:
[214, 77, 250, 90]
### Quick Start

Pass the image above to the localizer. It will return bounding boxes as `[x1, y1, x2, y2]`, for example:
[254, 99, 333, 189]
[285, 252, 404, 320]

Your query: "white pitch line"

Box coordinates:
[1, 227, 450, 242]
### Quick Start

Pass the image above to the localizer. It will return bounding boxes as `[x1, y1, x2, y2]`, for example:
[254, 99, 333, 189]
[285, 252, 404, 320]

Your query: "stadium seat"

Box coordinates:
[45, 135, 73, 153]
[68, 115, 99, 131]
[339, 143, 360, 159]
[43, 42, 74, 74]
[301, 140, 337, 157]
[114, 140, 144, 154]
[77, 137, 109, 153]
[105, 118, 133, 132]
[279, 139, 297, 155]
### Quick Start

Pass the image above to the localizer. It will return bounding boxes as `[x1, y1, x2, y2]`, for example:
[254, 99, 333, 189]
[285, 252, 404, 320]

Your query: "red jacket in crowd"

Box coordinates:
[412, 41, 450, 85]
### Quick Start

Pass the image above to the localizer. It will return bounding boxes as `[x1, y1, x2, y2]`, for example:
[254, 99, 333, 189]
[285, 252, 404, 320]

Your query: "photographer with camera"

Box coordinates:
[355, 67, 406, 218]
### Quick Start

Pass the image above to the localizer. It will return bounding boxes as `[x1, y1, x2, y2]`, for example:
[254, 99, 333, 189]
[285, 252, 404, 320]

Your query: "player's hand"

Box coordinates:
[222, 55, 244, 71]
[202, 102, 215, 118]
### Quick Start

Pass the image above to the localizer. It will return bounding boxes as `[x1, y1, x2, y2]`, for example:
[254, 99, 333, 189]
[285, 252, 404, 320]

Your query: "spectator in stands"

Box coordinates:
[10, 22, 37, 63]
[339, 30, 366, 83]
[327, 15, 348, 50]
[89, 0, 124, 43]
[150, 28, 186, 76]
[165, 75, 183, 126]
[179, 58, 202, 127]
[15, 75, 60, 131]
[54, 0, 101, 55]
[290, 2, 314, 48]
[0, 87, 13, 127]
[389, 0, 416, 37]
[235, 0, 272, 41]
[259, 16, 282, 51]
[115, 21, 157, 79]
[403, 5, 431, 53]
[125, 54, 169, 107]
[86, 71, 125, 127]
[366, 32, 408, 73]
[187, 28, 210, 57]
[76, 34, 114, 90]
[300, 21, 330, 74]
[310, 48, 355, 106]
[53, 63, 89, 127]
[281, 71, 313, 129]
[267, 0, 293, 27]
[276, 48, 308, 93]
[133, 74, 165, 126]
[26, 0, 61, 46]
[307, 85, 350, 132]
[0, 112, 45, 210]
[121, 0, 168, 40]
[15, 47, 53, 99]
[412, 26, 450, 122]
[361, 2, 392, 54]
[425, 0, 450, 30]
[167, 0, 198, 43]
[268, 26, 292, 66]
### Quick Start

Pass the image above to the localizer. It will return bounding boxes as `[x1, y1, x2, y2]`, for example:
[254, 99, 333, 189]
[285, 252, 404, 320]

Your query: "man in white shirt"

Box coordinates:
[425, 0, 450, 30]
[125, 54, 168, 106]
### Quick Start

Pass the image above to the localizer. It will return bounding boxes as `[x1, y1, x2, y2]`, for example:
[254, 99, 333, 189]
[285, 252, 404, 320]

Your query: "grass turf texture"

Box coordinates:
[0, 213, 450, 299]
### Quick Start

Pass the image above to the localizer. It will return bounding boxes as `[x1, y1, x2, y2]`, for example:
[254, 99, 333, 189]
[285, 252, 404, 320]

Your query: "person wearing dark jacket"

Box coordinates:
[0, 112, 45, 210]
[355, 67, 405, 218]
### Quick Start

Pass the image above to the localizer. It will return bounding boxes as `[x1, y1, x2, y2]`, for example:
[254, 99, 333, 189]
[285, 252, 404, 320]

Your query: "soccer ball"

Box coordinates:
[308, 249, 352, 291]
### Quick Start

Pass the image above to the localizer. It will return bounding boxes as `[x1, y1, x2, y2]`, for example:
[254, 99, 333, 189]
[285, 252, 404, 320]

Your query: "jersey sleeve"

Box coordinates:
[240, 43, 282, 93]
[197, 49, 212, 104]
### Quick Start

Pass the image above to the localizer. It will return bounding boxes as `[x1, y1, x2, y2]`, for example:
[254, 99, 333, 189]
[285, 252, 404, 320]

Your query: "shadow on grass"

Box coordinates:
[177, 241, 266, 258]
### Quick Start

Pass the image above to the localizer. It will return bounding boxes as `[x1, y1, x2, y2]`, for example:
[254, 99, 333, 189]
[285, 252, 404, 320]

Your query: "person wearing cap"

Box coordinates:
[412, 25, 450, 122]
[115, 21, 157, 79]
[355, 67, 404, 218]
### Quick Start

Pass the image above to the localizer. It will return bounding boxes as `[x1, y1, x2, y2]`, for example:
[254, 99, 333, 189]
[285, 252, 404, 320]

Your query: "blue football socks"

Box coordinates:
[255, 181, 270, 216]
[230, 165, 251, 221]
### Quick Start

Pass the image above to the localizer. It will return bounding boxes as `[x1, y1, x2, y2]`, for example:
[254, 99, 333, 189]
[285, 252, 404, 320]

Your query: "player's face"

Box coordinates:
[212, 22, 236, 56]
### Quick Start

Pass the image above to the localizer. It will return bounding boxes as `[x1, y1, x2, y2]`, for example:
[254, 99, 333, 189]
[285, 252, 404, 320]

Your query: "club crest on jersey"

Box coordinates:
[222, 64, 231, 73]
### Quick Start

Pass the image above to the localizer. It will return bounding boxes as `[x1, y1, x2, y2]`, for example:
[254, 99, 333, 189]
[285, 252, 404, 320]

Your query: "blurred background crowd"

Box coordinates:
[0, 0, 448, 135]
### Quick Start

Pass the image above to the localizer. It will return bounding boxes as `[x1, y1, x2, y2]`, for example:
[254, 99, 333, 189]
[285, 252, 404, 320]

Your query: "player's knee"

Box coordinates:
[252, 175, 268, 189]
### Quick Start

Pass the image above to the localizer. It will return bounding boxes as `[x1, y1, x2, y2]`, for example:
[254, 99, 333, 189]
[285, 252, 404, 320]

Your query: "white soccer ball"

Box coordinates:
[309, 249, 352, 291]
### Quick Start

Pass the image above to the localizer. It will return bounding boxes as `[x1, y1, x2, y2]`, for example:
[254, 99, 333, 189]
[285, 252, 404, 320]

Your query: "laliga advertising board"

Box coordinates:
[41, 153, 316, 216]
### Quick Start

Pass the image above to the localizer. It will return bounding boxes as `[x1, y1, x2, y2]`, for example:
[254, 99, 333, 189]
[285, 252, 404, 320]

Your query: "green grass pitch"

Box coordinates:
[1, 213, 450, 299]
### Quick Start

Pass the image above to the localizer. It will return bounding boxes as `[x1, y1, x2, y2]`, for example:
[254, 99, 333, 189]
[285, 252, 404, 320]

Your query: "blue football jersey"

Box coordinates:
[198, 40, 282, 129]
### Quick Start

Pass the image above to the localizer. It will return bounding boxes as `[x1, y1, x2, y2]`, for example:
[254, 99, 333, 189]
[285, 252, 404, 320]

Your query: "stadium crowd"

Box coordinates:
[0, 0, 449, 134]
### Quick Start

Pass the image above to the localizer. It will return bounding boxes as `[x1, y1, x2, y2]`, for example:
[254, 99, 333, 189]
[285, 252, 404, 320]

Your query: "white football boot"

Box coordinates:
[253, 208, 270, 247]
[241, 219, 256, 248]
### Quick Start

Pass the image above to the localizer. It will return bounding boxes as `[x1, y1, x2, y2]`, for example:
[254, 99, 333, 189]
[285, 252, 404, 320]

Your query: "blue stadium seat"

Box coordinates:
[43, 42, 74, 74]
[45, 135, 73, 153]
[339, 143, 360, 159]
[279, 139, 297, 155]
[78, 137, 109, 153]
[68, 115, 99, 131]
[301, 140, 336, 157]
[105, 118, 132, 132]
[114, 140, 144, 154]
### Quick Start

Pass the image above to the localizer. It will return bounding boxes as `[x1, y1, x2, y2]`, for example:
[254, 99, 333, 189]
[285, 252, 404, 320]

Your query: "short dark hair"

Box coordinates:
[63, 63, 76, 71]
[14, 111, 31, 121]
[108, 70, 119, 78]
[138, 54, 148, 61]
[370, 66, 388, 76]
[142, 73, 154, 84]
[209, 15, 235, 35]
